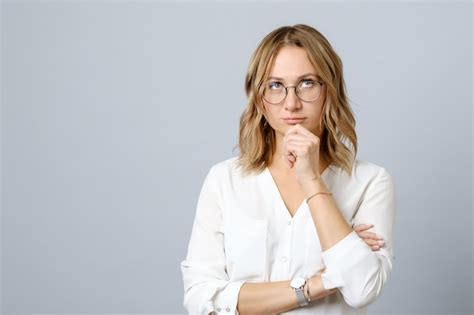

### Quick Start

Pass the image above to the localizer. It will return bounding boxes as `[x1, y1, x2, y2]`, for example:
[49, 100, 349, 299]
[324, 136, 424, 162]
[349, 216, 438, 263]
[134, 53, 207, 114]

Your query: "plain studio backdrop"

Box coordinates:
[1, 0, 472, 314]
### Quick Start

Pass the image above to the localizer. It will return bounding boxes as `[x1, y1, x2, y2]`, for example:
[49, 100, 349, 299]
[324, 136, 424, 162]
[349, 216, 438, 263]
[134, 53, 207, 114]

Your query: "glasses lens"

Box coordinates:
[297, 80, 322, 102]
[263, 83, 285, 104]
[262, 80, 323, 104]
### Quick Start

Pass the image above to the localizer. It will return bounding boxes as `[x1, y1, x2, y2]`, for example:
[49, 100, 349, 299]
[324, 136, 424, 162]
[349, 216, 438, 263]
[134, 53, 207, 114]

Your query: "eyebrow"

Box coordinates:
[267, 73, 318, 81]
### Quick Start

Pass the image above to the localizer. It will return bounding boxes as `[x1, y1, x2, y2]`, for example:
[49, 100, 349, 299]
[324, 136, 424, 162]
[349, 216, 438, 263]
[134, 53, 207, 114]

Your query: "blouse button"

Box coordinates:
[216, 307, 221, 312]
[282, 256, 288, 262]
[287, 220, 292, 226]
[226, 307, 231, 312]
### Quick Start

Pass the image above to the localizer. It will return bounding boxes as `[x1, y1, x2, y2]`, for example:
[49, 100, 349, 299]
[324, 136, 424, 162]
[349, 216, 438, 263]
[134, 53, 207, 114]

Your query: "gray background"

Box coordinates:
[1, 0, 472, 314]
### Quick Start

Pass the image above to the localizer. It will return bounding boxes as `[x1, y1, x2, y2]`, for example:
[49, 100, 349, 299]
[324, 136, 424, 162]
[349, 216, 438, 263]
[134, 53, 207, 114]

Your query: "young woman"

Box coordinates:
[181, 24, 395, 315]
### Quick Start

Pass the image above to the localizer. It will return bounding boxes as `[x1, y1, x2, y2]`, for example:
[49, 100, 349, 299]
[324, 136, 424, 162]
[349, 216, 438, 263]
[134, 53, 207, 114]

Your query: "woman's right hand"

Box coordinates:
[354, 224, 385, 251]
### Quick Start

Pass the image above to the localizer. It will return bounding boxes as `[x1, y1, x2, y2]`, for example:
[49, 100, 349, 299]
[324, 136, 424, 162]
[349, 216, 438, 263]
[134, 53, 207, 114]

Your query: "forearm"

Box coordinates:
[236, 274, 335, 315]
[302, 179, 353, 251]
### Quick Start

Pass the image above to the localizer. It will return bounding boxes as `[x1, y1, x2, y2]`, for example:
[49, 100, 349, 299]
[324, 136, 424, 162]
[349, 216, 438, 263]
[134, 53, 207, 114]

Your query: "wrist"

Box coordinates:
[303, 279, 311, 303]
[302, 178, 328, 198]
[308, 274, 331, 301]
[307, 276, 319, 301]
[290, 277, 310, 307]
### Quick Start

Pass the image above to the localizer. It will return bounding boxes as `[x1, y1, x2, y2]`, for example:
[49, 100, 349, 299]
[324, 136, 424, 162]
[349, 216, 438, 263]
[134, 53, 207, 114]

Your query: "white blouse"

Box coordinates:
[181, 156, 396, 315]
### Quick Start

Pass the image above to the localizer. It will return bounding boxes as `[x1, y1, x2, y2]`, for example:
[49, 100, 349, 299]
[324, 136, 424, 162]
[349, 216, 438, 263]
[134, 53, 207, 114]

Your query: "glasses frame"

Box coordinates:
[260, 79, 325, 105]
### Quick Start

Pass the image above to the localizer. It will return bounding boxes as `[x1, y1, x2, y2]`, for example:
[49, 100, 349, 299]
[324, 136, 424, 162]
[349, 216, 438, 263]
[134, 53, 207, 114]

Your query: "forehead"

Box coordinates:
[268, 46, 317, 80]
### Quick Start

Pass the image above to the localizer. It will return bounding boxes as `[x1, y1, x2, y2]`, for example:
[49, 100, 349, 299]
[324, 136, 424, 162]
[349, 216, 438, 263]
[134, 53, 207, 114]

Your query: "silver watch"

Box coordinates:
[290, 276, 309, 307]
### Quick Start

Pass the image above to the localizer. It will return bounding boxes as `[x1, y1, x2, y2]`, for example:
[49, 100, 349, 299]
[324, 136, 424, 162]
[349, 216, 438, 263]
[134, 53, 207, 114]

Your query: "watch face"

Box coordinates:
[291, 277, 305, 288]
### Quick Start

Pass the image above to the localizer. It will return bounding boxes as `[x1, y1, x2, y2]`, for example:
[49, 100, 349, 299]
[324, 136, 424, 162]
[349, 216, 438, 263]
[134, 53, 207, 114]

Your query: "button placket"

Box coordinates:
[282, 216, 293, 275]
[285, 220, 294, 277]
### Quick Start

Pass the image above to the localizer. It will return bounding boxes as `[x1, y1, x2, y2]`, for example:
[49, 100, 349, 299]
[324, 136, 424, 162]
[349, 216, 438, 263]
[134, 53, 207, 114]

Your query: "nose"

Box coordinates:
[284, 86, 302, 111]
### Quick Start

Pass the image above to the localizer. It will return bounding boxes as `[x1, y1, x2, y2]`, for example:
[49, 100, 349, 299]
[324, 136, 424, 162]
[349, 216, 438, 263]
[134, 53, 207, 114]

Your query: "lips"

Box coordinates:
[283, 117, 306, 124]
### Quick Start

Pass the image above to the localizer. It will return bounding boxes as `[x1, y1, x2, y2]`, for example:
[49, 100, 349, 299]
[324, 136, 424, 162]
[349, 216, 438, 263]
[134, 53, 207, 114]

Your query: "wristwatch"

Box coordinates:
[290, 276, 309, 307]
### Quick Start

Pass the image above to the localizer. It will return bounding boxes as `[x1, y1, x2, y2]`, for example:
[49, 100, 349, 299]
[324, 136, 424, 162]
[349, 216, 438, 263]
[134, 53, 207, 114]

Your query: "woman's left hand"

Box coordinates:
[354, 224, 385, 251]
[283, 124, 321, 184]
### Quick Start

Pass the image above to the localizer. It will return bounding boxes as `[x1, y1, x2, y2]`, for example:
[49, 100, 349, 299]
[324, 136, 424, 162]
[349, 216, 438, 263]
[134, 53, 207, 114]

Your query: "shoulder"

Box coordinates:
[332, 159, 394, 190]
[350, 159, 395, 189]
[205, 156, 262, 187]
[205, 156, 242, 180]
[352, 159, 391, 177]
[208, 156, 238, 172]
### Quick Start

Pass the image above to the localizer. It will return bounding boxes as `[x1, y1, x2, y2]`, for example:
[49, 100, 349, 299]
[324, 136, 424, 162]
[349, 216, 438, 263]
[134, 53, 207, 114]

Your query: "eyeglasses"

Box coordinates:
[261, 79, 325, 104]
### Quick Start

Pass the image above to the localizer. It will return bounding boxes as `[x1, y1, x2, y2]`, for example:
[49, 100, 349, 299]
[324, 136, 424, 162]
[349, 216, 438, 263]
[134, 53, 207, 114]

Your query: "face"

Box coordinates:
[261, 45, 326, 139]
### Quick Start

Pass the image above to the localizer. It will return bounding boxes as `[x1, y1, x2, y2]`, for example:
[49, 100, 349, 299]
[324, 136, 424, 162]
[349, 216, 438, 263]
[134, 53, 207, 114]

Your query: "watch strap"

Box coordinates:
[295, 287, 309, 306]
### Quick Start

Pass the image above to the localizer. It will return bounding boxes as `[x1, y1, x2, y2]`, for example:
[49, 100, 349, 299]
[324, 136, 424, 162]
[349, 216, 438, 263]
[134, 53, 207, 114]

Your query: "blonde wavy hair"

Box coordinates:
[233, 24, 357, 177]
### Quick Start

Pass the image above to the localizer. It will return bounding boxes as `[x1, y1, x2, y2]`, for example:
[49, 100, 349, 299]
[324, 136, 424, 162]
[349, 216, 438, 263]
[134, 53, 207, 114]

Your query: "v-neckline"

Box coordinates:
[263, 164, 334, 220]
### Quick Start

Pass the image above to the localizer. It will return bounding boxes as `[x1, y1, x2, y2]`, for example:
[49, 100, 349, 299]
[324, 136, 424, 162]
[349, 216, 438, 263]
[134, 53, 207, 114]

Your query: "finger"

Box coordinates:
[285, 141, 314, 154]
[353, 224, 374, 232]
[282, 144, 295, 161]
[284, 146, 296, 160]
[283, 138, 317, 152]
[285, 143, 301, 157]
[294, 123, 316, 137]
[369, 240, 385, 247]
[285, 142, 311, 156]
[282, 154, 294, 168]
[357, 232, 384, 242]
[283, 135, 310, 151]
[357, 231, 384, 240]
[283, 146, 297, 160]
[285, 155, 295, 168]
[284, 133, 309, 142]
[371, 245, 380, 251]
[284, 125, 319, 147]
[362, 238, 382, 246]
[285, 130, 319, 147]
[286, 139, 313, 146]
[285, 124, 300, 136]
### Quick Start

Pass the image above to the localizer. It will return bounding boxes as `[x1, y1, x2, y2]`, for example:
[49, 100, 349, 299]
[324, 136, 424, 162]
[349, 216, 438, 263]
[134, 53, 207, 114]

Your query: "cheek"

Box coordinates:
[261, 103, 272, 118]
[266, 111, 280, 126]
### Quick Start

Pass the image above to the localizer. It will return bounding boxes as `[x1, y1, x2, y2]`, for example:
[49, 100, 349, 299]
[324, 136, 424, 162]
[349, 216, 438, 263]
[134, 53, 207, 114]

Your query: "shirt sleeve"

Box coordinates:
[320, 167, 396, 308]
[180, 165, 246, 315]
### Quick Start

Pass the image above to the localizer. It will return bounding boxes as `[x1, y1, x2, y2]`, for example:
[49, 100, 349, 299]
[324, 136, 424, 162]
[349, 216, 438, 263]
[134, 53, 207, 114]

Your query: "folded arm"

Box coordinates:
[304, 167, 396, 308]
[181, 166, 338, 314]
[237, 274, 336, 315]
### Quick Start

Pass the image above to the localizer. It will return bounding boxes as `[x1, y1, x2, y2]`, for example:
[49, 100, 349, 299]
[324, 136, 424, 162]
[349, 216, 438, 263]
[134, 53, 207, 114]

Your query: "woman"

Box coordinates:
[181, 24, 395, 315]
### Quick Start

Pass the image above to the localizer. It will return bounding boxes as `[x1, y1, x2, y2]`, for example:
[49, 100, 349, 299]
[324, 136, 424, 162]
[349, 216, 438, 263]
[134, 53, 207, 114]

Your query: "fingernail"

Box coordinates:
[377, 240, 385, 245]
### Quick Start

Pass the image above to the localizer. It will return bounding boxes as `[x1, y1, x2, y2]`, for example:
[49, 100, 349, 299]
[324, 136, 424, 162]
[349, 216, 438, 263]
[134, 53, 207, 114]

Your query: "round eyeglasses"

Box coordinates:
[261, 79, 325, 104]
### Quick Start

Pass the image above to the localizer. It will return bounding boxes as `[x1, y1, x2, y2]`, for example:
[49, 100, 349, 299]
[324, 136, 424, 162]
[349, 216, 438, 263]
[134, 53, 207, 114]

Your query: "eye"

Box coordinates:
[268, 81, 283, 89]
[299, 79, 315, 88]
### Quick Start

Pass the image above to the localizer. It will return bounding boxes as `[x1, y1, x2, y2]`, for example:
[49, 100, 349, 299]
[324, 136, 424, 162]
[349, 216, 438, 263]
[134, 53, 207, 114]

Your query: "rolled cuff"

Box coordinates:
[206, 280, 246, 314]
[320, 231, 361, 290]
